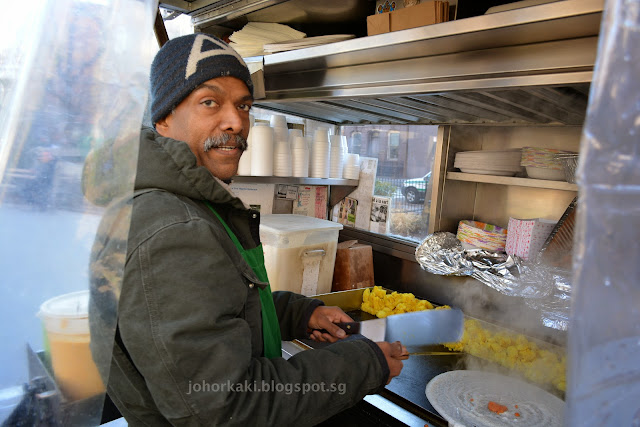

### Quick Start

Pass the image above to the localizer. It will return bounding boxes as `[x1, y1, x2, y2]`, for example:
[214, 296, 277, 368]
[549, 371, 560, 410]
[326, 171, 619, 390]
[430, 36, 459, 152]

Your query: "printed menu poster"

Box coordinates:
[369, 196, 390, 234]
[330, 157, 379, 230]
[277, 184, 298, 200]
[338, 197, 358, 227]
[293, 185, 328, 219]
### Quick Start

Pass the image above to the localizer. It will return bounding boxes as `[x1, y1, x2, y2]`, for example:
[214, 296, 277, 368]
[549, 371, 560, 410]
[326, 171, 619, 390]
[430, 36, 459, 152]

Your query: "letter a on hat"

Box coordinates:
[185, 34, 247, 80]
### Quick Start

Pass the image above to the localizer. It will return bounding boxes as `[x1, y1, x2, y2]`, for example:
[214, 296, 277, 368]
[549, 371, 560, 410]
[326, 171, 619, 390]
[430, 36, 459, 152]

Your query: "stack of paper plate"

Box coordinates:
[457, 220, 508, 252]
[454, 149, 524, 176]
[263, 34, 355, 53]
[229, 22, 307, 58]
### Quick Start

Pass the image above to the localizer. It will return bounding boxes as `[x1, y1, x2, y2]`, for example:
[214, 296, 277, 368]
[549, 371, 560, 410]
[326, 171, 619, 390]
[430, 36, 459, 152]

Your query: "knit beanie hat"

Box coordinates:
[150, 33, 253, 125]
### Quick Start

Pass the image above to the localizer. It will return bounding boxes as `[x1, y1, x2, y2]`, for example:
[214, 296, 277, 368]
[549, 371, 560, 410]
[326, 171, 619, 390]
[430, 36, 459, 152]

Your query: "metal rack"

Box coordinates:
[254, 0, 601, 125]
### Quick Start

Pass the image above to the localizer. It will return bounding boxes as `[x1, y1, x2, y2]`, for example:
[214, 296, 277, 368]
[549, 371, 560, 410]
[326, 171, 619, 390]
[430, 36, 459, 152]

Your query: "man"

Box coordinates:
[89, 33, 407, 426]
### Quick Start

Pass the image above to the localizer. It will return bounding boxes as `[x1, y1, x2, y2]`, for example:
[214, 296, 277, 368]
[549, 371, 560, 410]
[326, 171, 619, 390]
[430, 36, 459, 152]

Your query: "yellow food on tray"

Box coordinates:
[444, 319, 566, 391]
[361, 286, 437, 318]
[361, 287, 565, 392]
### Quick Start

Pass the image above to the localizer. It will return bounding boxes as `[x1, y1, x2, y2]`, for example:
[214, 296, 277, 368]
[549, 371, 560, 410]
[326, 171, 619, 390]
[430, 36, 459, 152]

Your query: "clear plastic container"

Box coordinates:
[260, 215, 343, 296]
[37, 291, 105, 401]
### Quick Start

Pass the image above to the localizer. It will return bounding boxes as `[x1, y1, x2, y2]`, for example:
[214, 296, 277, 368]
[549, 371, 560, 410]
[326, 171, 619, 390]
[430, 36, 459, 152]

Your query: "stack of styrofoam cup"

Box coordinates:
[236, 115, 254, 176]
[291, 136, 309, 177]
[270, 114, 289, 177]
[310, 128, 330, 178]
[273, 139, 292, 177]
[343, 153, 361, 179]
[329, 135, 346, 178]
[270, 114, 289, 146]
[250, 123, 274, 176]
[288, 128, 302, 146]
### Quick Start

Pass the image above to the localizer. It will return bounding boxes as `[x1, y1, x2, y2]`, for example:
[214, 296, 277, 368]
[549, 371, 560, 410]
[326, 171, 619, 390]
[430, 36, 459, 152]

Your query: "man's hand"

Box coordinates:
[307, 306, 354, 343]
[376, 341, 409, 384]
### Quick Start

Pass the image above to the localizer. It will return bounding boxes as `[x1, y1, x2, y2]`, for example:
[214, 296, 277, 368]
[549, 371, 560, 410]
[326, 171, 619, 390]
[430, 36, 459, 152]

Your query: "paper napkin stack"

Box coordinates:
[505, 217, 557, 261]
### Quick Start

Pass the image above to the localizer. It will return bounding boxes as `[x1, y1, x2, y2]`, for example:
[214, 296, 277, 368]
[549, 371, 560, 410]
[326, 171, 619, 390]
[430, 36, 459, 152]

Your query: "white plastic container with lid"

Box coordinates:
[259, 214, 343, 296]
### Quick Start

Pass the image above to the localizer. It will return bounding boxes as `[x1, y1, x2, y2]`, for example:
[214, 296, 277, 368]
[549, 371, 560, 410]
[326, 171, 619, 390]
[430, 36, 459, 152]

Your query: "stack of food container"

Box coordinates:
[520, 147, 577, 181]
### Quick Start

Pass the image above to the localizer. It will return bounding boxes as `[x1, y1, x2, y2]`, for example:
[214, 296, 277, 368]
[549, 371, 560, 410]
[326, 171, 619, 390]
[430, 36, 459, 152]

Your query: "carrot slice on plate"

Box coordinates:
[488, 401, 508, 414]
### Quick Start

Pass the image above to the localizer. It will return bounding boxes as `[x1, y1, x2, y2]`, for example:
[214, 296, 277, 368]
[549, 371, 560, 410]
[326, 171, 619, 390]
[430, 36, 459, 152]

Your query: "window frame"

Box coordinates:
[387, 130, 401, 161]
[350, 131, 362, 154]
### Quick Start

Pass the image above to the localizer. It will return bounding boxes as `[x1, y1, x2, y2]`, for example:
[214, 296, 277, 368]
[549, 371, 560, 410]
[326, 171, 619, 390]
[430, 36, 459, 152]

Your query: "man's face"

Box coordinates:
[155, 76, 253, 181]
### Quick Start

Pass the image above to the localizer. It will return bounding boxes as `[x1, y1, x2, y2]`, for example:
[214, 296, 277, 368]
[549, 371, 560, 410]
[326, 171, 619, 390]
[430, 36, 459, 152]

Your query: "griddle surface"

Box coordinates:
[302, 309, 465, 423]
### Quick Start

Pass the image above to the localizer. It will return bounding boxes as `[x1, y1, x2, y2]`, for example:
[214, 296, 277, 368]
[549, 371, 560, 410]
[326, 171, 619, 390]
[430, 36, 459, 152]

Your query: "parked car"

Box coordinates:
[402, 172, 430, 203]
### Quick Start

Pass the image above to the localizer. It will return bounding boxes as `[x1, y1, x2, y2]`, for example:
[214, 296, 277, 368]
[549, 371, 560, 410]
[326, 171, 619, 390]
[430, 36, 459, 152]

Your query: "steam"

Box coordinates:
[443, 273, 567, 398]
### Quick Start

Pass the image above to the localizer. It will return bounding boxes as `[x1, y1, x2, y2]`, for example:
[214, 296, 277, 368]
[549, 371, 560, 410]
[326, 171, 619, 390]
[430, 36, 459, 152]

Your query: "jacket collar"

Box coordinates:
[136, 127, 249, 211]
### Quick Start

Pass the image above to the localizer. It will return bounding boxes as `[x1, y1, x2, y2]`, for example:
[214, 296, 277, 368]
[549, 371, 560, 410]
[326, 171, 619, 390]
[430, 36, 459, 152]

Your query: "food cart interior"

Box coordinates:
[147, 0, 600, 425]
[4, 0, 638, 426]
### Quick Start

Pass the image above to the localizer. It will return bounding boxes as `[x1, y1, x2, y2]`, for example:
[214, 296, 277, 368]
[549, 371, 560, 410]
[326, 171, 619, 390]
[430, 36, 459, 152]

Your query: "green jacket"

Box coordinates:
[89, 127, 389, 426]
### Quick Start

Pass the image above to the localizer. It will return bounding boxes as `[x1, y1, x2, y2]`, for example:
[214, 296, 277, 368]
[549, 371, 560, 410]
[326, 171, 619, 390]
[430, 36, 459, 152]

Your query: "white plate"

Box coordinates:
[458, 168, 516, 176]
[525, 167, 565, 181]
[263, 35, 355, 52]
[426, 371, 564, 427]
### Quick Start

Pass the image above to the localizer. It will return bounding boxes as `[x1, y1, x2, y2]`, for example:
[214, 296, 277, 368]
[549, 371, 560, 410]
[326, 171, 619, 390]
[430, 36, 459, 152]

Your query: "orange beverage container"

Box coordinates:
[38, 290, 105, 401]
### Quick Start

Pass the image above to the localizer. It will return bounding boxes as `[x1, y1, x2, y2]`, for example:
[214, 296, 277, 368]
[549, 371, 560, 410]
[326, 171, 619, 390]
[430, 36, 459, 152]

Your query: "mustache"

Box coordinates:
[203, 133, 248, 152]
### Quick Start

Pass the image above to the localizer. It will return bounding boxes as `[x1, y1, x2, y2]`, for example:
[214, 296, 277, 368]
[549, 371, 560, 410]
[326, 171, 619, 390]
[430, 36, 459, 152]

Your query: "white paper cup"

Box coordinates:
[250, 124, 274, 176]
[314, 128, 329, 144]
[344, 153, 360, 167]
[269, 114, 287, 129]
[292, 136, 308, 151]
[288, 129, 303, 145]
[343, 164, 361, 179]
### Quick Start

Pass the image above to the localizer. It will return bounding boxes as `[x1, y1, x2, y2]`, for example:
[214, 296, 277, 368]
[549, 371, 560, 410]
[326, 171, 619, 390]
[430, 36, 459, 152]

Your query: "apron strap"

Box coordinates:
[204, 201, 282, 358]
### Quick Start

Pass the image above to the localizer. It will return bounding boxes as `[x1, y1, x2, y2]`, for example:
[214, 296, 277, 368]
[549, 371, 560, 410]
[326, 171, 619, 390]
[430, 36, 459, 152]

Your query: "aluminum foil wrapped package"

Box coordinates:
[414, 232, 474, 276]
[416, 232, 572, 330]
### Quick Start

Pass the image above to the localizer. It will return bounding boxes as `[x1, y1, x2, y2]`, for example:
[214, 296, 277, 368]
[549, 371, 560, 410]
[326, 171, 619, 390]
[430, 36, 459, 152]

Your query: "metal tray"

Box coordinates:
[295, 288, 565, 424]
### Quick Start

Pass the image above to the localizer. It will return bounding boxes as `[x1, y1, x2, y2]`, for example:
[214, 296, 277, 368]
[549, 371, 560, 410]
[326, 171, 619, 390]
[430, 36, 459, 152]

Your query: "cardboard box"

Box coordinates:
[331, 240, 375, 292]
[367, 1, 449, 36]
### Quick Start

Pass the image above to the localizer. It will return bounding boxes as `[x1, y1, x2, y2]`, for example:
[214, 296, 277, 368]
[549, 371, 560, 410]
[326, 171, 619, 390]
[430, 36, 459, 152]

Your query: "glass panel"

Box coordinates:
[349, 132, 362, 155]
[387, 131, 400, 160]
[367, 131, 380, 157]
[0, 0, 156, 424]
[341, 125, 438, 243]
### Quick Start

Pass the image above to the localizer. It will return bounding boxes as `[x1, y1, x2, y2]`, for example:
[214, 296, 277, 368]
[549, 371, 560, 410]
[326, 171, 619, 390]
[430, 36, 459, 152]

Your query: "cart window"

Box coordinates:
[387, 131, 400, 160]
[342, 125, 438, 243]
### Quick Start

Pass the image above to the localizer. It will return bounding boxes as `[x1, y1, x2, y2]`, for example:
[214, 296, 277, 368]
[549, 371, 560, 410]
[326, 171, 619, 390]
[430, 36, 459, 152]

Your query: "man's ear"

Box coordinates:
[155, 116, 171, 137]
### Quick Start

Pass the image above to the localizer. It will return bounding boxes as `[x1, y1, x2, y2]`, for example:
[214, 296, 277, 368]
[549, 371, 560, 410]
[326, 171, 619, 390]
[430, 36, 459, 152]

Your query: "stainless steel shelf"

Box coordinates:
[232, 175, 359, 207]
[232, 175, 358, 186]
[447, 171, 579, 191]
[250, 0, 602, 126]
